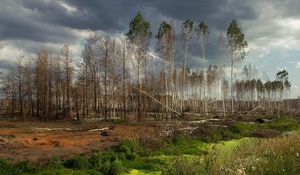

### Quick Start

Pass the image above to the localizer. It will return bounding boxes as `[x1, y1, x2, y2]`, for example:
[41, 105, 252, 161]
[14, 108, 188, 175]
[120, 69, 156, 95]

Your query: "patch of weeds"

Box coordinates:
[230, 122, 257, 137]
[253, 129, 281, 138]
[110, 158, 123, 175]
[123, 157, 164, 171]
[46, 157, 63, 169]
[192, 125, 241, 142]
[218, 131, 300, 175]
[157, 134, 206, 155]
[0, 158, 13, 175]
[63, 156, 90, 169]
[161, 156, 203, 175]
[265, 117, 300, 131]
[14, 161, 36, 174]
[88, 152, 103, 170]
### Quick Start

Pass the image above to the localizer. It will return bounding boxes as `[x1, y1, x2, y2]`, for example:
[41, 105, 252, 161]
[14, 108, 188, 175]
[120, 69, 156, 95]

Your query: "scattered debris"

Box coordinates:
[89, 127, 110, 132]
[100, 131, 110, 136]
[32, 127, 79, 131]
[256, 118, 271, 123]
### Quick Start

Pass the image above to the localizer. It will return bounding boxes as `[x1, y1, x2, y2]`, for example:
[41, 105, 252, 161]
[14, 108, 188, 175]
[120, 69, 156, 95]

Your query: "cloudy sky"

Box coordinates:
[1, 0, 300, 97]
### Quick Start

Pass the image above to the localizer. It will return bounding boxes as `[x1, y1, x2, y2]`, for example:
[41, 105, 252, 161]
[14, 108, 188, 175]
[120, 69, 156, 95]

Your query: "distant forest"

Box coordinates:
[1, 11, 292, 121]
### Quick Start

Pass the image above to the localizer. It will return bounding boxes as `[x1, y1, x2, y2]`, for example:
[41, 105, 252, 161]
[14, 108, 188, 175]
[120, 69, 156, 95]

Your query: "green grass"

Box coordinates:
[230, 117, 300, 138]
[154, 134, 208, 156]
[122, 169, 160, 175]
[265, 117, 300, 131]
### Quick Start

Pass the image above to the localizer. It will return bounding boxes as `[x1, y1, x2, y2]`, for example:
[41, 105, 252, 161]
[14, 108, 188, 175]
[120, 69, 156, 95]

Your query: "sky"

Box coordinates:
[0, 0, 300, 98]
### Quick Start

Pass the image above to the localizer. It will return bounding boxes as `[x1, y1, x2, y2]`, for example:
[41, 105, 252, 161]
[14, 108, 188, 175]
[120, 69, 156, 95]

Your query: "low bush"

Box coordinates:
[13, 161, 36, 174]
[230, 122, 257, 136]
[0, 158, 13, 175]
[46, 157, 63, 169]
[266, 117, 300, 131]
[63, 156, 90, 169]
[161, 157, 203, 175]
[253, 129, 280, 138]
[218, 131, 300, 175]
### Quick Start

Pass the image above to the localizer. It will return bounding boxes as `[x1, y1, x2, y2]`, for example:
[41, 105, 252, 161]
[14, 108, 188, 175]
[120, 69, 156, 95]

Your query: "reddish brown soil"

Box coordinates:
[0, 120, 157, 163]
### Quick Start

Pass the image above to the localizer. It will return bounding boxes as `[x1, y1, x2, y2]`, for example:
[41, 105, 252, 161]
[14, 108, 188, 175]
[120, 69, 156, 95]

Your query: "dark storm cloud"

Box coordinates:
[12, 0, 258, 37]
[0, 0, 296, 67]
[54, 0, 257, 67]
[0, 60, 14, 70]
[145, 0, 256, 30]
[0, 0, 78, 43]
[20, 0, 142, 32]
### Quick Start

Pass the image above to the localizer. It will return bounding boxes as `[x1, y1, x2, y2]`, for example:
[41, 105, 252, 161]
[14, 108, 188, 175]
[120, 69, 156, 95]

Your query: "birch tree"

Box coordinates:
[196, 21, 209, 115]
[227, 19, 248, 114]
[126, 11, 151, 121]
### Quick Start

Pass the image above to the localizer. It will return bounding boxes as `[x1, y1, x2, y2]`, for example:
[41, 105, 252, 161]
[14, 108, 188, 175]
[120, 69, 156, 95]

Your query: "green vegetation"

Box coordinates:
[0, 117, 300, 175]
[231, 117, 300, 137]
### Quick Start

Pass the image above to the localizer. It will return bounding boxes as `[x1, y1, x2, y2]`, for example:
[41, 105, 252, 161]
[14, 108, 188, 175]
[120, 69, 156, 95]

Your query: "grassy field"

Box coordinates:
[1, 117, 300, 175]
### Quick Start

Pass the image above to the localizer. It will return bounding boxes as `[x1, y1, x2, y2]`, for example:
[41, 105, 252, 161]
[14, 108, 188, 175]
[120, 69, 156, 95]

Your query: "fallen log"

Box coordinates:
[250, 106, 265, 113]
[132, 87, 182, 117]
[89, 127, 110, 132]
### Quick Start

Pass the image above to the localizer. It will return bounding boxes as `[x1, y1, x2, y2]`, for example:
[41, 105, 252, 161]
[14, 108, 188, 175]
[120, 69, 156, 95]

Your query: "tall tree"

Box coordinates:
[227, 19, 248, 114]
[156, 21, 175, 119]
[126, 11, 152, 121]
[196, 21, 209, 115]
[276, 70, 291, 117]
[181, 19, 194, 112]
[61, 44, 73, 119]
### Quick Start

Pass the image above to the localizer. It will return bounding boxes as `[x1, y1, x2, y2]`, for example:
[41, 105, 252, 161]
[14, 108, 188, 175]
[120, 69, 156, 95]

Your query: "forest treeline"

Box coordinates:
[0, 12, 292, 121]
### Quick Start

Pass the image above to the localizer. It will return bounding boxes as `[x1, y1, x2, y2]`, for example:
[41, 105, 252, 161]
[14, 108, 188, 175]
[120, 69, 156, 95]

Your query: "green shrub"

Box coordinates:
[219, 132, 300, 175]
[192, 125, 238, 142]
[110, 159, 123, 175]
[13, 161, 36, 174]
[47, 157, 63, 169]
[119, 139, 135, 151]
[266, 117, 300, 131]
[88, 153, 102, 170]
[162, 157, 203, 175]
[231, 122, 257, 136]
[0, 158, 12, 175]
[101, 161, 111, 175]
[101, 150, 118, 163]
[63, 156, 89, 169]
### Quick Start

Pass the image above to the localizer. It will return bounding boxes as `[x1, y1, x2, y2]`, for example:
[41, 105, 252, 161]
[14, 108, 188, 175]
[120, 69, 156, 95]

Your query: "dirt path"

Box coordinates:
[0, 120, 157, 163]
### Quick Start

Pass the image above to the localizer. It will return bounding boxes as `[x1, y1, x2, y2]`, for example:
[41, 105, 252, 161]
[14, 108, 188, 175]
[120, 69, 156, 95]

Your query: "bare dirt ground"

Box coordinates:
[0, 119, 158, 163]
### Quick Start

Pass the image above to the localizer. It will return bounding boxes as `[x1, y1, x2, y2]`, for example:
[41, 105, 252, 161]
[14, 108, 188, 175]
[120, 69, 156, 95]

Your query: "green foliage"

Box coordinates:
[14, 161, 36, 174]
[219, 132, 300, 175]
[110, 159, 123, 175]
[63, 156, 90, 169]
[231, 122, 257, 136]
[162, 157, 203, 175]
[230, 117, 300, 138]
[156, 21, 173, 40]
[88, 153, 102, 170]
[266, 117, 300, 131]
[126, 11, 152, 42]
[0, 159, 37, 175]
[182, 19, 194, 33]
[227, 19, 248, 58]
[192, 125, 239, 142]
[196, 21, 209, 35]
[155, 134, 205, 155]
[47, 157, 63, 169]
[0, 158, 13, 175]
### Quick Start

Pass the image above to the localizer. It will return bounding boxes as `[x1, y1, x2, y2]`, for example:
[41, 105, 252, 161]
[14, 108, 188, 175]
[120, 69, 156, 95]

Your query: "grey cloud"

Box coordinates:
[0, 0, 78, 43]
[0, 0, 299, 68]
